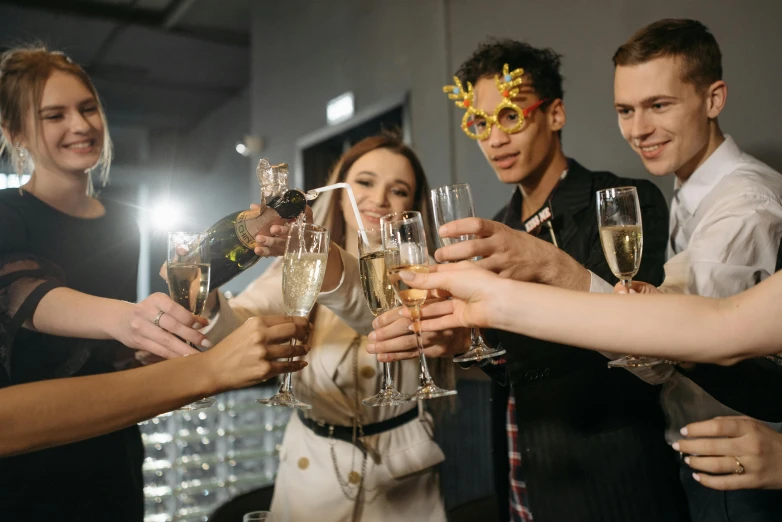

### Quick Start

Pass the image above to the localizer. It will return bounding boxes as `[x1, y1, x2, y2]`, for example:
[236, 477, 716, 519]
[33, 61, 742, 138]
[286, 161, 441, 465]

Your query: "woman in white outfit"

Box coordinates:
[202, 133, 454, 522]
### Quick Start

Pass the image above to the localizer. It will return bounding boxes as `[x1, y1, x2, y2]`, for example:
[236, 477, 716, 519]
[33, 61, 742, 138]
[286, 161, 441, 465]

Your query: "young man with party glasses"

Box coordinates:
[593, 18, 782, 522]
[369, 39, 688, 522]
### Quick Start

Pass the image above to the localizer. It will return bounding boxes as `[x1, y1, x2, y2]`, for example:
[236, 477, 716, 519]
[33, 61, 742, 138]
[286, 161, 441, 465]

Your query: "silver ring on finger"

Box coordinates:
[153, 310, 165, 328]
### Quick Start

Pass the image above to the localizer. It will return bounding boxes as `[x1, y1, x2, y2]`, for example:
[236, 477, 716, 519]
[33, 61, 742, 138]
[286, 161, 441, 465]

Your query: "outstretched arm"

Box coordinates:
[396, 264, 782, 366]
[0, 315, 310, 457]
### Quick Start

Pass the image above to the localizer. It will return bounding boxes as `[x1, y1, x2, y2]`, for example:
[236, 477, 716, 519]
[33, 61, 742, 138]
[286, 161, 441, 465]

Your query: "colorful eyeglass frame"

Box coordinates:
[443, 64, 547, 141]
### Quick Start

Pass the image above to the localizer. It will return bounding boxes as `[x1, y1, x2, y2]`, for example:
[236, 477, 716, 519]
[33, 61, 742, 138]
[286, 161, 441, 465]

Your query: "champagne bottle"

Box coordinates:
[204, 159, 306, 288]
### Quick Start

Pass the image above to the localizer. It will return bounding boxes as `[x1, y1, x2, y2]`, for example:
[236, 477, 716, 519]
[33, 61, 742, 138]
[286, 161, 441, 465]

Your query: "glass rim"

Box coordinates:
[289, 221, 329, 235]
[596, 186, 638, 197]
[431, 183, 470, 194]
[380, 210, 421, 224]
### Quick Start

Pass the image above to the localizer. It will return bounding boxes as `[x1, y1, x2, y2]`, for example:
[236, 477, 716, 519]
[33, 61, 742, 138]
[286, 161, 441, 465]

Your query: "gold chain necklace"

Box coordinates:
[328, 334, 384, 504]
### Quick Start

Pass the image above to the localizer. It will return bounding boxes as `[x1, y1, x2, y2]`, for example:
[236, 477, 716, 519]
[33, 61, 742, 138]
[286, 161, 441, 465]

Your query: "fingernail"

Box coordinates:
[680, 427, 688, 436]
[368, 331, 376, 341]
[366, 343, 375, 353]
[629, 289, 637, 294]
[408, 324, 413, 331]
[299, 361, 308, 368]
[399, 270, 414, 281]
[672, 442, 680, 451]
[684, 456, 690, 465]
[617, 289, 627, 294]
[692, 472, 701, 482]
[398, 309, 404, 316]
[201, 339, 213, 349]
[192, 322, 204, 330]
[372, 319, 379, 329]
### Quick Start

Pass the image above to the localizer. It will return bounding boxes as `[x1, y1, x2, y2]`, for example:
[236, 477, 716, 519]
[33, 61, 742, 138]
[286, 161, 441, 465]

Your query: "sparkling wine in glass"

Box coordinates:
[258, 221, 329, 409]
[358, 228, 411, 407]
[597, 186, 663, 368]
[381, 211, 457, 401]
[167, 231, 215, 410]
[431, 183, 506, 362]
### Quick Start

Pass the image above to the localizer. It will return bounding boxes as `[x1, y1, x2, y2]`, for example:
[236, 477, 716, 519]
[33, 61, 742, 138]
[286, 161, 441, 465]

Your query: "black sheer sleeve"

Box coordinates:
[0, 254, 65, 384]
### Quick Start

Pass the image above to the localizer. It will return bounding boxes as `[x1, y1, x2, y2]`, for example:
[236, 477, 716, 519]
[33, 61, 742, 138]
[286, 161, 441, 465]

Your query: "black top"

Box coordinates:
[487, 160, 690, 522]
[0, 188, 144, 521]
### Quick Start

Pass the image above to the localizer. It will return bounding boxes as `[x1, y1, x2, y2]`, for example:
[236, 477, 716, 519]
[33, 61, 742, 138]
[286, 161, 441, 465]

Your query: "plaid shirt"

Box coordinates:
[507, 393, 533, 521]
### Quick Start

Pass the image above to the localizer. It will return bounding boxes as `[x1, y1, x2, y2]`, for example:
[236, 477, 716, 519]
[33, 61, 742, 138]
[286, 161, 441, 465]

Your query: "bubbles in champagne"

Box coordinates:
[387, 264, 429, 308]
[282, 252, 328, 316]
[599, 225, 643, 280]
[359, 251, 396, 316]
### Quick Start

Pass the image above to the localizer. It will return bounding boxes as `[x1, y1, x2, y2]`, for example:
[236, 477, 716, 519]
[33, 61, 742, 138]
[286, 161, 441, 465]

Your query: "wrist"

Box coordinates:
[539, 249, 589, 291]
[192, 351, 226, 396]
[104, 299, 134, 340]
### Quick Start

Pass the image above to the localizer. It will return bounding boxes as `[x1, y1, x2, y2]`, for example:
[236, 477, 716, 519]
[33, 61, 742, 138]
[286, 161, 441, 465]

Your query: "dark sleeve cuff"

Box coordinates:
[677, 358, 782, 422]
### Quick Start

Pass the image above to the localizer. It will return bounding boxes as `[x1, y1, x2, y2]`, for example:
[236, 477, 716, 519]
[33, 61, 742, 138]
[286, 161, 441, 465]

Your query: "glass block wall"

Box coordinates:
[140, 386, 290, 522]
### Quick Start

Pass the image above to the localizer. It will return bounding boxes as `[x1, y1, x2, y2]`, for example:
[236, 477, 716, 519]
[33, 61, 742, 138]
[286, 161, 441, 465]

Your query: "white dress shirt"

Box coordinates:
[591, 136, 782, 441]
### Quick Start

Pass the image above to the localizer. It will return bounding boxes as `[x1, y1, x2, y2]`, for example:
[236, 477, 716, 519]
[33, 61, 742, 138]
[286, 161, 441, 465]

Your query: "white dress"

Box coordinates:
[203, 246, 447, 522]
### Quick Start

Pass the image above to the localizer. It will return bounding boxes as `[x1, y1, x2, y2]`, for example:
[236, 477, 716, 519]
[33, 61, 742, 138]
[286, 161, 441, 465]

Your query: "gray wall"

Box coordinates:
[116, 89, 257, 297]
[249, 0, 782, 218]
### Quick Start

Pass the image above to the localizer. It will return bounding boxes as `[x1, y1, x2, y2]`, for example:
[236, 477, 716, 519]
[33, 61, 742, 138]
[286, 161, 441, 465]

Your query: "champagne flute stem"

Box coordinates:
[470, 327, 481, 348]
[411, 306, 434, 387]
[381, 362, 394, 390]
[278, 339, 297, 395]
[621, 278, 632, 289]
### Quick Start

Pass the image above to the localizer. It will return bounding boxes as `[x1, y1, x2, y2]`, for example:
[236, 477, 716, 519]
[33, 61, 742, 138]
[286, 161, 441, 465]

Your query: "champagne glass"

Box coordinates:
[431, 183, 506, 362]
[358, 228, 412, 407]
[258, 222, 329, 409]
[597, 187, 663, 368]
[167, 232, 215, 410]
[381, 211, 457, 400]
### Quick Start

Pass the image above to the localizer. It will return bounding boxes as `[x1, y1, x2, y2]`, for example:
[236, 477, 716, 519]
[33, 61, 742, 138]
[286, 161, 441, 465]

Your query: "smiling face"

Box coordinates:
[473, 75, 563, 185]
[339, 147, 416, 233]
[22, 70, 105, 178]
[614, 56, 725, 180]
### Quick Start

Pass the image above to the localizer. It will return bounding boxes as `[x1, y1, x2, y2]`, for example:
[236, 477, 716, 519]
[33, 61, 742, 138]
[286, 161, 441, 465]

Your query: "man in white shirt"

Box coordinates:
[594, 18, 782, 522]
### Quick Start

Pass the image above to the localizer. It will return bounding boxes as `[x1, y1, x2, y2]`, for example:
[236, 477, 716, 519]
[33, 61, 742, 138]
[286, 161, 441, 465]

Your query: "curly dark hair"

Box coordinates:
[456, 38, 564, 105]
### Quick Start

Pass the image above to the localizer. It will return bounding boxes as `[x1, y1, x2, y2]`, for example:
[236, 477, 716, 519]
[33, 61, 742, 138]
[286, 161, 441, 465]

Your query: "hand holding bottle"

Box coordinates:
[251, 204, 314, 257]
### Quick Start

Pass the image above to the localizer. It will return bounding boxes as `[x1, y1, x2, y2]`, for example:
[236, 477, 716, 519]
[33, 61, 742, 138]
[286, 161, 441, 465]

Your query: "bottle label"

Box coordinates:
[234, 210, 257, 249]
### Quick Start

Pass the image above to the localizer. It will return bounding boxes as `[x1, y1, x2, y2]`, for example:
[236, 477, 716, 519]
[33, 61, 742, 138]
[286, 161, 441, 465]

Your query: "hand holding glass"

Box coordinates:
[431, 183, 506, 362]
[596, 187, 665, 368]
[258, 222, 329, 409]
[167, 231, 215, 410]
[381, 211, 456, 400]
[358, 228, 411, 406]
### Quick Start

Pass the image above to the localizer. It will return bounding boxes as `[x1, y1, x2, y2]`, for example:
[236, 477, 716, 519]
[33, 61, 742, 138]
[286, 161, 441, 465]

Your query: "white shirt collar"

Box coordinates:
[673, 135, 742, 216]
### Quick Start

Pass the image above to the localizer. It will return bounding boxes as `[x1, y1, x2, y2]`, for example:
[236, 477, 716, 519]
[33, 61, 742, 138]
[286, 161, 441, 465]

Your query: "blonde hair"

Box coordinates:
[0, 45, 113, 195]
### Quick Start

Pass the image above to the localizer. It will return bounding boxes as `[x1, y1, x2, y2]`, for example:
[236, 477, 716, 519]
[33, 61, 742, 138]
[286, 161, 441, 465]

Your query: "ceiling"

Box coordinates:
[0, 0, 252, 165]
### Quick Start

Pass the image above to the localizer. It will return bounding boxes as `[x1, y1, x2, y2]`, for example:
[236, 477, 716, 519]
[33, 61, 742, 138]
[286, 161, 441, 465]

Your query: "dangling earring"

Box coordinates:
[13, 142, 27, 183]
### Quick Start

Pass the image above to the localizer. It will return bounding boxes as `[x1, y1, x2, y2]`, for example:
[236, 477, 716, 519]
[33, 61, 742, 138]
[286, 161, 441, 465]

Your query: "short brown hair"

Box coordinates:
[0, 44, 112, 191]
[613, 19, 722, 91]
